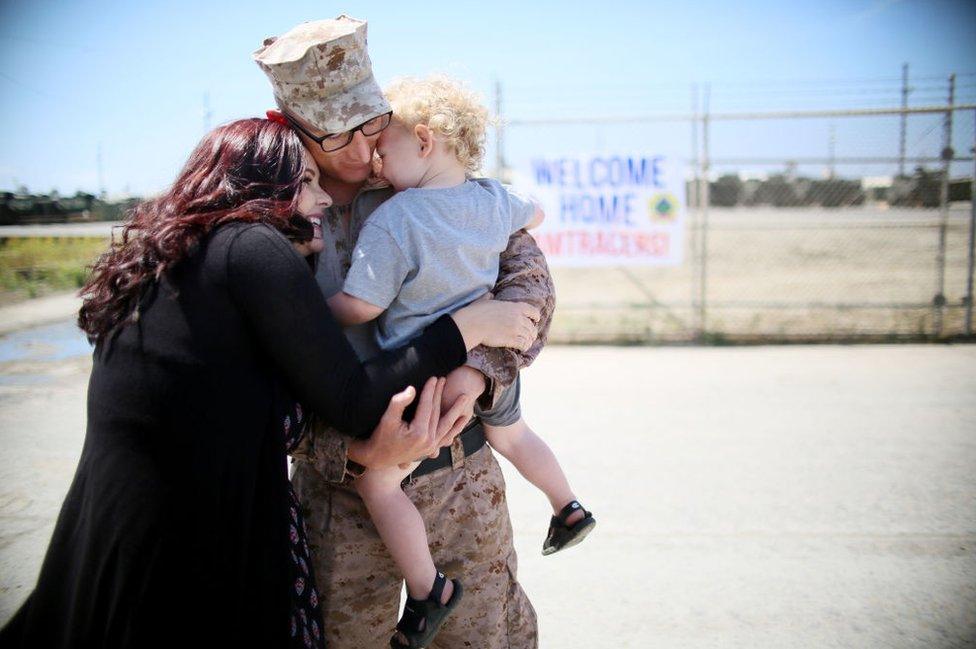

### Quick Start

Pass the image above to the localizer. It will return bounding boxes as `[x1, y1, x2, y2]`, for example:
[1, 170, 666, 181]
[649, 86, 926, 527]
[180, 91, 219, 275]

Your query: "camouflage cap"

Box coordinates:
[253, 16, 390, 135]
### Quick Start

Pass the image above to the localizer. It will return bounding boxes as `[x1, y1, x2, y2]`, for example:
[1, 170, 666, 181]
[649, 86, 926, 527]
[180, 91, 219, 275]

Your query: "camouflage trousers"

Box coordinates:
[291, 445, 538, 649]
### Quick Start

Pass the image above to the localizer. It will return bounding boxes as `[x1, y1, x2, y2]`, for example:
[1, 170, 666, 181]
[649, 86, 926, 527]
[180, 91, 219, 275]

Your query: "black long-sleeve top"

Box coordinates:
[0, 222, 466, 648]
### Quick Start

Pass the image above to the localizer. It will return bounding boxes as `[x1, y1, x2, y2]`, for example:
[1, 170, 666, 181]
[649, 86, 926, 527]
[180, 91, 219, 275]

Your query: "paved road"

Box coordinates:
[0, 332, 974, 647]
[0, 293, 82, 336]
[0, 222, 120, 238]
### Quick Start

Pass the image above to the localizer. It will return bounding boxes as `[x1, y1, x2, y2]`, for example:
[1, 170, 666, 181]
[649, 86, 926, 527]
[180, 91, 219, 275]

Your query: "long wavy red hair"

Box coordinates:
[79, 118, 309, 342]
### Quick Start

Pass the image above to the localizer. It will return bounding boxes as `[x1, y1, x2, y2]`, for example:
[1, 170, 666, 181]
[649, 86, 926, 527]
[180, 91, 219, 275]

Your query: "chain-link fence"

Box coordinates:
[496, 77, 976, 343]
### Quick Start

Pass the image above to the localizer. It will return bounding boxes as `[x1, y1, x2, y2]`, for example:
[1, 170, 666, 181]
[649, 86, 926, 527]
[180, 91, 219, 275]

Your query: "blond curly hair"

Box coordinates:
[384, 75, 491, 174]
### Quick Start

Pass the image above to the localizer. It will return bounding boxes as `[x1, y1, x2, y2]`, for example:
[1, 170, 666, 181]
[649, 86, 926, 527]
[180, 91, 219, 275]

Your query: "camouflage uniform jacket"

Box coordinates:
[292, 181, 556, 483]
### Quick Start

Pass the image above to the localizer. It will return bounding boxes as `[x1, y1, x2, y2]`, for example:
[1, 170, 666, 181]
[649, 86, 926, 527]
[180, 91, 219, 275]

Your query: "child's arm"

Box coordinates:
[340, 219, 413, 326]
[327, 291, 385, 327]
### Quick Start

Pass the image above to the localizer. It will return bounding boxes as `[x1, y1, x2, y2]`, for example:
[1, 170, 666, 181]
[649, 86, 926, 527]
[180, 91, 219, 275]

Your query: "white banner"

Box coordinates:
[516, 154, 685, 267]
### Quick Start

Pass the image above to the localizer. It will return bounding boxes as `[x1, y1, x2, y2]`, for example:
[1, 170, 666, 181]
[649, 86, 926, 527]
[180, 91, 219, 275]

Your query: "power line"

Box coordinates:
[0, 70, 54, 99]
[0, 33, 105, 55]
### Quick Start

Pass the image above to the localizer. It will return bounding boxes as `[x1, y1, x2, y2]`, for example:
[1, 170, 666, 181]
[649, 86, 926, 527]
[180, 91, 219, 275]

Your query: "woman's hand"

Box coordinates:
[450, 294, 541, 352]
[348, 377, 445, 469]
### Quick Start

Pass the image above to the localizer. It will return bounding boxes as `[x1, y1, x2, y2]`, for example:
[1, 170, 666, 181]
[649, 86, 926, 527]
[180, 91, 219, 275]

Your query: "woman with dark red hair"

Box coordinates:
[0, 118, 539, 649]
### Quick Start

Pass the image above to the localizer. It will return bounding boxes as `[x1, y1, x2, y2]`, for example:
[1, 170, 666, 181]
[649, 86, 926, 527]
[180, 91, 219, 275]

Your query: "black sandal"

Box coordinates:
[542, 500, 596, 556]
[390, 571, 463, 649]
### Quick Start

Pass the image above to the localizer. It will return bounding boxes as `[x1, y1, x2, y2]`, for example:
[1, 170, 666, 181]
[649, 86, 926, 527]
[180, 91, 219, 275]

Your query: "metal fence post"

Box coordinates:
[899, 63, 909, 177]
[697, 84, 711, 341]
[934, 74, 955, 336]
[966, 107, 976, 336]
[690, 83, 700, 339]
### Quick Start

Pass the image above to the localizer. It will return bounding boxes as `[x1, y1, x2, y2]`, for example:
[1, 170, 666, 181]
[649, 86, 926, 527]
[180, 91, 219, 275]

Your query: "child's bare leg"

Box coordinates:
[485, 417, 584, 525]
[354, 466, 454, 603]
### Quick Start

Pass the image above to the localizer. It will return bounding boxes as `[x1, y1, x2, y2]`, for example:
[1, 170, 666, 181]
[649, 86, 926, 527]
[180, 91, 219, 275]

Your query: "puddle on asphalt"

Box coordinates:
[0, 320, 92, 385]
[0, 321, 91, 363]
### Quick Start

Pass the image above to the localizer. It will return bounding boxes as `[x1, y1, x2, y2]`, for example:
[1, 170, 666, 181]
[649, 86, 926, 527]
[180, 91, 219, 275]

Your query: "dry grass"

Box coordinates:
[1, 206, 971, 342]
[0, 237, 109, 304]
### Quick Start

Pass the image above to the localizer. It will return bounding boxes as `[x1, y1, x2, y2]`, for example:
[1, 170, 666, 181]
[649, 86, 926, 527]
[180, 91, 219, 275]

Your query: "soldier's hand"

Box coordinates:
[478, 300, 539, 352]
[451, 296, 540, 352]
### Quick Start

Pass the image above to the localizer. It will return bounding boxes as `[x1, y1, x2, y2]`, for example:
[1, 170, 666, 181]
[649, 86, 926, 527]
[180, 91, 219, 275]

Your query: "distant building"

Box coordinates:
[861, 176, 893, 204]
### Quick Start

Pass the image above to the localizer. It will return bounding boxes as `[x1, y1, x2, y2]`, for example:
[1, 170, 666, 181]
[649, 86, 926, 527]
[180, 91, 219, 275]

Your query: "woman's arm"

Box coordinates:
[226, 225, 539, 438]
[293, 387, 459, 482]
[226, 224, 465, 438]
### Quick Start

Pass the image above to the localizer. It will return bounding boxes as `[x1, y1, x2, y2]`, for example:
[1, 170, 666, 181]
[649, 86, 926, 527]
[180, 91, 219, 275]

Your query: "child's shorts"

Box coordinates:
[475, 373, 522, 427]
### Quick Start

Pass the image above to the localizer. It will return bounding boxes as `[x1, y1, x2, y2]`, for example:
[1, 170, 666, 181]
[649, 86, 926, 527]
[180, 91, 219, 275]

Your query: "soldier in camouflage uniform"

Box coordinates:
[254, 17, 554, 648]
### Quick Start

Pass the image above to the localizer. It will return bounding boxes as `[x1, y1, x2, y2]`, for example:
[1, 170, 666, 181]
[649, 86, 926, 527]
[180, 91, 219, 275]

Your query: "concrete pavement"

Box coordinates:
[0, 222, 120, 238]
[510, 345, 976, 648]
[0, 334, 974, 647]
[0, 292, 82, 336]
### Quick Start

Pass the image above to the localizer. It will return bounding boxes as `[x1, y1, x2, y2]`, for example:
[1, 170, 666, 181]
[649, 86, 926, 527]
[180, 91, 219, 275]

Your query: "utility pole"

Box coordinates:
[691, 84, 699, 209]
[97, 143, 106, 199]
[827, 124, 836, 179]
[203, 92, 213, 134]
[899, 63, 910, 177]
[494, 79, 505, 181]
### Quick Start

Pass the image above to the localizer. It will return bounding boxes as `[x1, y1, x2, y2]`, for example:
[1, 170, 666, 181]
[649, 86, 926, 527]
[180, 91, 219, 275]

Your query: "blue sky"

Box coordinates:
[1, 0, 974, 195]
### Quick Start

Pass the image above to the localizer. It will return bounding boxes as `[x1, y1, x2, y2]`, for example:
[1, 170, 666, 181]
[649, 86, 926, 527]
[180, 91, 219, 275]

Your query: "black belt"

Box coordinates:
[408, 418, 486, 480]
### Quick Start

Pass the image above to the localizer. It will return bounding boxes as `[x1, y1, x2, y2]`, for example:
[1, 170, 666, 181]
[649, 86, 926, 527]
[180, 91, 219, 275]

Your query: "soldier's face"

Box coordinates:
[299, 122, 379, 187]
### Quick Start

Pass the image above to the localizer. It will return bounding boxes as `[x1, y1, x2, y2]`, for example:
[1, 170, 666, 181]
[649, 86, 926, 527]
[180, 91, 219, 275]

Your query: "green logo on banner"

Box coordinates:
[648, 193, 679, 223]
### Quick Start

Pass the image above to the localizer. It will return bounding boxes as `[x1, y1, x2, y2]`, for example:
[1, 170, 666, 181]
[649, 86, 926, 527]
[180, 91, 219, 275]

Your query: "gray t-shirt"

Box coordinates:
[343, 178, 535, 350]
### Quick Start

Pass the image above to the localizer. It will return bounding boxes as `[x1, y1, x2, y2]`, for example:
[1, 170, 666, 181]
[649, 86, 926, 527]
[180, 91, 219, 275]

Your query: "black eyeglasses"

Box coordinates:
[286, 111, 392, 153]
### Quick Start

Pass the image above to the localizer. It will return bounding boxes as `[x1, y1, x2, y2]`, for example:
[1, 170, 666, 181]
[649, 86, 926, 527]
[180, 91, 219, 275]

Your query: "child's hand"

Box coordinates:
[435, 366, 485, 450]
[526, 202, 545, 229]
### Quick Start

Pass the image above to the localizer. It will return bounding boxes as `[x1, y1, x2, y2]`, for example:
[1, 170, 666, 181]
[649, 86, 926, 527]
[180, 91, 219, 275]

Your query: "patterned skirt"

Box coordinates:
[283, 402, 325, 649]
